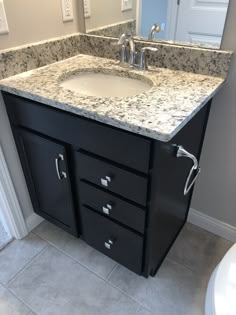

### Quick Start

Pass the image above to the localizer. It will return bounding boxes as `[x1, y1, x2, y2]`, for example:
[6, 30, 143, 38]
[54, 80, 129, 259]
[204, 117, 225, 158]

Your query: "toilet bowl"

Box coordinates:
[205, 243, 236, 315]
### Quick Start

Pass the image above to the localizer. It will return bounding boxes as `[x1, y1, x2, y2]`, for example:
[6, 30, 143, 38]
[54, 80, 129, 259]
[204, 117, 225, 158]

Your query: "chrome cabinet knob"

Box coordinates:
[104, 239, 114, 250]
[102, 204, 112, 215]
[101, 176, 112, 187]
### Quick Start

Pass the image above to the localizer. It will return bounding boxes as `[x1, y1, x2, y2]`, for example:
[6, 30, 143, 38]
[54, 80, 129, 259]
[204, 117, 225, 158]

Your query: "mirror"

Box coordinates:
[83, 0, 229, 49]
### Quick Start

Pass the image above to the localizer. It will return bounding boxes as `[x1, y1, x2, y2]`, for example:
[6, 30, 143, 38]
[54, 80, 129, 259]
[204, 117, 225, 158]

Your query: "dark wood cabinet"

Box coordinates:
[76, 152, 148, 206]
[79, 181, 146, 234]
[15, 129, 78, 235]
[3, 92, 211, 277]
[81, 206, 144, 274]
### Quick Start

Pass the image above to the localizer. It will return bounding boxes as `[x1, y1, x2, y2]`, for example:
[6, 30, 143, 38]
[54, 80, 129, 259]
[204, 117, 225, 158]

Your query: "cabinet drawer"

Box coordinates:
[4, 93, 151, 173]
[79, 181, 146, 233]
[81, 206, 143, 274]
[77, 117, 151, 174]
[76, 152, 148, 206]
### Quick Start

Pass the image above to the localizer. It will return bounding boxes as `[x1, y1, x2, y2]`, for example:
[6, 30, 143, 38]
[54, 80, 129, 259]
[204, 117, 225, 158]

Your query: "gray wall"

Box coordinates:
[191, 0, 236, 227]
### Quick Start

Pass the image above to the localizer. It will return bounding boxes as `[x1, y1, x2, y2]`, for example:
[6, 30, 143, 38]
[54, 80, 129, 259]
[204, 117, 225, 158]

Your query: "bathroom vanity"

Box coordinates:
[0, 53, 227, 277]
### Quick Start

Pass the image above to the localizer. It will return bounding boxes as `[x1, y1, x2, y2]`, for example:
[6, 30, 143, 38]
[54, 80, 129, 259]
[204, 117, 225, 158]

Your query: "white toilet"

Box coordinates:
[205, 244, 236, 315]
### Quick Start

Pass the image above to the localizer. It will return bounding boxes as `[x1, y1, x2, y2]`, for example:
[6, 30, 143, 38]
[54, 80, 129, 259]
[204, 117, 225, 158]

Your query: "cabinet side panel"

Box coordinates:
[144, 102, 211, 276]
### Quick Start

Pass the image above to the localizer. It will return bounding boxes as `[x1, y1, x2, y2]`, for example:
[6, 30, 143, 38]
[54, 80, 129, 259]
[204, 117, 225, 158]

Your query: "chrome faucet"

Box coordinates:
[148, 23, 161, 41]
[117, 33, 129, 64]
[139, 47, 158, 70]
[117, 33, 158, 70]
[118, 33, 136, 66]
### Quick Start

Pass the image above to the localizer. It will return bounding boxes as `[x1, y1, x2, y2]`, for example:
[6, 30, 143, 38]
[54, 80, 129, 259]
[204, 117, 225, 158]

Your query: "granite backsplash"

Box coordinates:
[0, 32, 233, 80]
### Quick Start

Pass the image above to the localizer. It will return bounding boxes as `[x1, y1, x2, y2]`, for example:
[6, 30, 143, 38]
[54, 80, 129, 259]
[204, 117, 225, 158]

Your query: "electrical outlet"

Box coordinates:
[121, 0, 132, 12]
[0, 0, 9, 35]
[84, 0, 91, 18]
[61, 0, 74, 22]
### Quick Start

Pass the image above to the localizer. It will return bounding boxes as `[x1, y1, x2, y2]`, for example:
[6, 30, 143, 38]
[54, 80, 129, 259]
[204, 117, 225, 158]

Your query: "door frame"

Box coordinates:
[0, 145, 28, 240]
[136, 0, 142, 36]
[165, 0, 179, 41]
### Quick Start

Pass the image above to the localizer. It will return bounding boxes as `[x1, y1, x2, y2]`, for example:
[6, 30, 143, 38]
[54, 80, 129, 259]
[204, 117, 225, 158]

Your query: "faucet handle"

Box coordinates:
[140, 47, 158, 70]
[118, 32, 130, 45]
[148, 24, 161, 41]
[141, 47, 158, 53]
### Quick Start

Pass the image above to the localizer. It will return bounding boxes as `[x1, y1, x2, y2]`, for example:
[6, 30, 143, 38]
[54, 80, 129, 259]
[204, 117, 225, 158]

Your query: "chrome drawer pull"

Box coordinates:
[55, 154, 67, 181]
[102, 204, 112, 215]
[176, 145, 201, 196]
[105, 239, 114, 250]
[101, 176, 112, 187]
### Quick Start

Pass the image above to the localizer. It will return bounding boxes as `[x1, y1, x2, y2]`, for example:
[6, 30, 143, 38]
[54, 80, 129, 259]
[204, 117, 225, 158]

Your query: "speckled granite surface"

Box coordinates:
[0, 34, 81, 80]
[0, 33, 232, 80]
[0, 54, 225, 142]
[88, 20, 136, 38]
[79, 34, 233, 78]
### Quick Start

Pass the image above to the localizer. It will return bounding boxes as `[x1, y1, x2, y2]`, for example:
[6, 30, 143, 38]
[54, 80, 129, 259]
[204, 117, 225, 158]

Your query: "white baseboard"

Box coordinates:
[26, 213, 44, 232]
[188, 208, 236, 242]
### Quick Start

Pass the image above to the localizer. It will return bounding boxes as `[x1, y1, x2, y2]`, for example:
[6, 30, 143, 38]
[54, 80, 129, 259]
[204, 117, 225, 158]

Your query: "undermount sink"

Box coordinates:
[60, 70, 153, 98]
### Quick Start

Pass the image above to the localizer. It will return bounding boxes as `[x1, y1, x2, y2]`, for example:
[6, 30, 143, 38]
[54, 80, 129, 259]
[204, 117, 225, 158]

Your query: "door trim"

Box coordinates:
[0, 145, 28, 239]
[166, 0, 179, 41]
[136, 0, 142, 36]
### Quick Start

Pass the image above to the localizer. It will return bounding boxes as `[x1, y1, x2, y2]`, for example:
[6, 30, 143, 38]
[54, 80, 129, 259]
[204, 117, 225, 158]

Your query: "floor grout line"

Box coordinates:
[2, 282, 38, 315]
[31, 232, 144, 308]
[32, 229, 122, 282]
[6, 244, 48, 287]
[1, 222, 225, 314]
[133, 304, 142, 315]
[105, 275, 152, 313]
[166, 255, 213, 281]
[105, 262, 119, 280]
[32, 233, 116, 281]
[30, 228, 209, 312]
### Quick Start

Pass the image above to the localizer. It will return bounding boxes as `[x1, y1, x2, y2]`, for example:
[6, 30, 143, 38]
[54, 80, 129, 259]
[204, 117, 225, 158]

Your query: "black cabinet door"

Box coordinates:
[16, 128, 78, 235]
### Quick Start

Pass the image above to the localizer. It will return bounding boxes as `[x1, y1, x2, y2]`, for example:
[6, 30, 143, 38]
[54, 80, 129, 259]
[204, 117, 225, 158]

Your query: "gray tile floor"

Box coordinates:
[0, 221, 232, 315]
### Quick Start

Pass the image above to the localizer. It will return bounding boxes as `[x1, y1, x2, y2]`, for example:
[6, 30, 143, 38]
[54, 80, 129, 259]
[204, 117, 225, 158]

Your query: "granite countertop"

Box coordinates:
[0, 54, 225, 142]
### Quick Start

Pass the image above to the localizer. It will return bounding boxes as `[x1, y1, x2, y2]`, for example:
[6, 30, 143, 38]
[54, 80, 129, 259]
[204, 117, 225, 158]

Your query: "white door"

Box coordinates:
[175, 0, 229, 47]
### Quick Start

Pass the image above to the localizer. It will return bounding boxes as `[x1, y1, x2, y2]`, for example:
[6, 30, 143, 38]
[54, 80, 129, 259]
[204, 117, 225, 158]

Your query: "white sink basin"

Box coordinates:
[60, 71, 152, 98]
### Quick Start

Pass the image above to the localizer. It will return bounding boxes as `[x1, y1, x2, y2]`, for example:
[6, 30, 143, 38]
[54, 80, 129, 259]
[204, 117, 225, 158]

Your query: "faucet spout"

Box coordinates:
[118, 33, 128, 45]
[117, 33, 136, 66]
[148, 23, 161, 41]
[127, 36, 136, 66]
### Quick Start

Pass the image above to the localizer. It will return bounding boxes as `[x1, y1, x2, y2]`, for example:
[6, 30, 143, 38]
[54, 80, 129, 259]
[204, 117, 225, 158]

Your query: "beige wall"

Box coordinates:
[85, 0, 136, 31]
[191, 0, 236, 226]
[0, 0, 84, 50]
